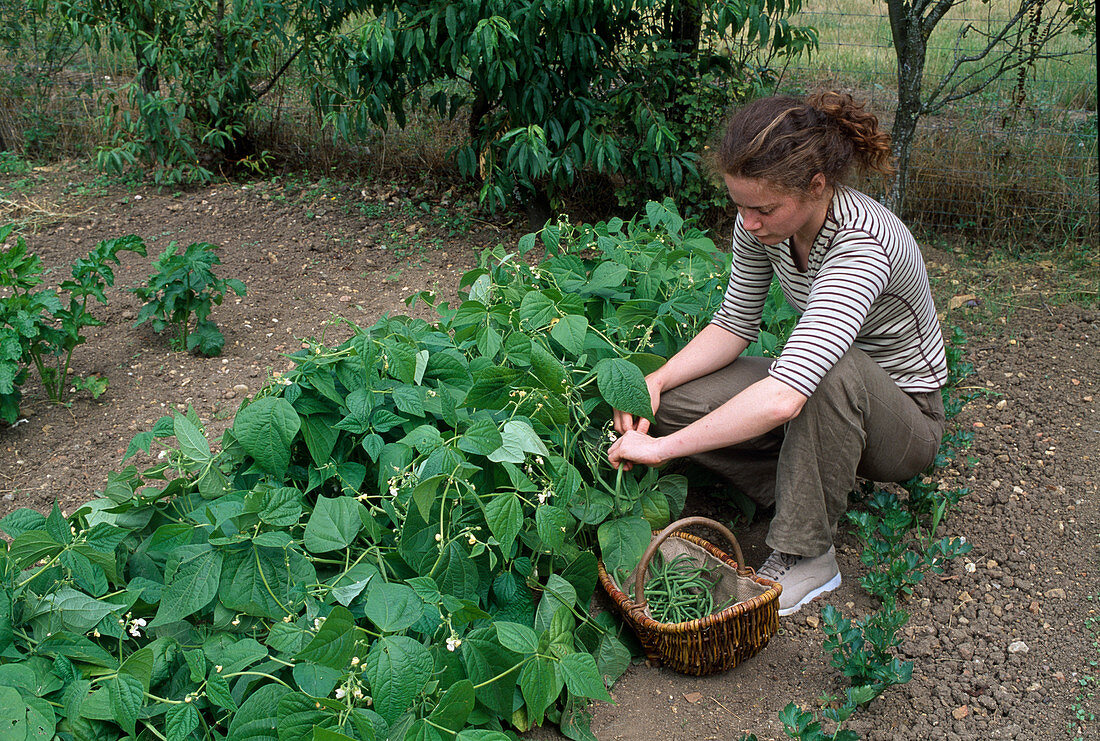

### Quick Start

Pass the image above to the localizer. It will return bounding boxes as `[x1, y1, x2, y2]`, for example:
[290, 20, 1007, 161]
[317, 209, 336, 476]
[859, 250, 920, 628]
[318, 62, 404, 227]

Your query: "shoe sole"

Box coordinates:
[777, 572, 842, 617]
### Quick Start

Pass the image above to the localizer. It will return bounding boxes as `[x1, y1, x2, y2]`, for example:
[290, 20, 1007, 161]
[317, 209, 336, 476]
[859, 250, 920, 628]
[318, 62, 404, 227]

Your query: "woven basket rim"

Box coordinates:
[597, 530, 781, 634]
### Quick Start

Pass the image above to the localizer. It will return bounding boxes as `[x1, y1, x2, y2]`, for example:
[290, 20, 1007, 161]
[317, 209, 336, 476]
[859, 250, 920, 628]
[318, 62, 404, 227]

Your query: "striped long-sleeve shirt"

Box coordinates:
[711, 185, 948, 397]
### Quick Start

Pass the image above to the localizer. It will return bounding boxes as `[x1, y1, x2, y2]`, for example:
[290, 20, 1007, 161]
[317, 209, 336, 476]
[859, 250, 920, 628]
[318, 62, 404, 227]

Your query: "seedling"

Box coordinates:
[130, 241, 246, 356]
[0, 224, 146, 412]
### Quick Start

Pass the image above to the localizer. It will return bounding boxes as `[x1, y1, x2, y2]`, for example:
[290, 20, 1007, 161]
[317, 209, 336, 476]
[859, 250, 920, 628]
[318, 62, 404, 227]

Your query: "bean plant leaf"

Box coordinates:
[166, 702, 200, 741]
[595, 358, 652, 420]
[483, 494, 522, 555]
[227, 683, 290, 741]
[304, 496, 364, 553]
[363, 582, 423, 632]
[152, 549, 222, 626]
[233, 397, 301, 475]
[597, 516, 651, 578]
[560, 653, 612, 701]
[296, 606, 357, 670]
[427, 679, 475, 733]
[494, 622, 538, 655]
[550, 314, 588, 356]
[364, 635, 434, 724]
[107, 674, 144, 737]
[174, 413, 210, 462]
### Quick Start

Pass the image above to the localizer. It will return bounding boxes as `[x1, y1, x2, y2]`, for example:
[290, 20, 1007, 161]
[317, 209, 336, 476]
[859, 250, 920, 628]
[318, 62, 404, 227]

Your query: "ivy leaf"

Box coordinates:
[233, 397, 301, 475]
[595, 358, 652, 421]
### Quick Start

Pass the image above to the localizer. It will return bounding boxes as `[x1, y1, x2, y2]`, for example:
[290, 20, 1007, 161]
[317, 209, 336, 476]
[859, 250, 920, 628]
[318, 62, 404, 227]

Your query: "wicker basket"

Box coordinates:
[597, 516, 782, 676]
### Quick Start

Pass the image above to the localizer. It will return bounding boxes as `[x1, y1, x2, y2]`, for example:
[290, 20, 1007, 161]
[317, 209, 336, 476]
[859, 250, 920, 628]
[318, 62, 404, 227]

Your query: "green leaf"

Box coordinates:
[640, 486, 670, 530]
[291, 662, 342, 698]
[0, 508, 47, 538]
[488, 419, 549, 464]
[428, 679, 474, 733]
[560, 653, 612, 701]
[259, 487, 303, 527]
[304, 496, 364, 553]
[364, 635, 433, 724]
[296, 606, 357, 671]
[151, 548, 222, 626]
[166, 702, 200, 741]
[234, 397, 301, 475]
[519, 655, 562, 724]
[174, 413, 211, 462]
[456, 418, 503, 456]
[227, 684, 291, 741]
[277, 692, 340, 740]
[597, 516, 651, 578]
[205, 670, 237, 712]
[595, 358, 652, 421]
[550, 314, 588, 356]
[107, 674, 143, 737]
[362, 582, 423, 633]
[535, 505, 572, 551]
[494, 622, 538, 655]
[483, 493, 522, 556]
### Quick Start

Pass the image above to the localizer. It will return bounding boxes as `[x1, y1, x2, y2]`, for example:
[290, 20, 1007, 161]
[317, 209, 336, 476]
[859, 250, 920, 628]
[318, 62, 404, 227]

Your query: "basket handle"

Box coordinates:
[633, 516, 745, 614]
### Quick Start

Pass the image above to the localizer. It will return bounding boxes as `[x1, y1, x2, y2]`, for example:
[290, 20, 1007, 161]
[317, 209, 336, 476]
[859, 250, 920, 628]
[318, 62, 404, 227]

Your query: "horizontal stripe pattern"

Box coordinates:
[711, 185, 948, 397]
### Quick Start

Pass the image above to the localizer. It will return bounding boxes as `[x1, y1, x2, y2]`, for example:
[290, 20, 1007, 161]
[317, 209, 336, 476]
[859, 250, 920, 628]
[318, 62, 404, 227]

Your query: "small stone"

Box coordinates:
[1008, 641, 1028, 654]
[233, 384, 249, 395]
[952, 705, 969, 720]
[1044, 588, 1065, 599]
[122, 309, 135, 320]
[995, 399, 1007, 410]
[339, 295, 352, 302]
[805, 615, 819, 629]
[1028, 601, 1041, 614]
[683, 692, 703, 704]
[224, 390, 236, 399]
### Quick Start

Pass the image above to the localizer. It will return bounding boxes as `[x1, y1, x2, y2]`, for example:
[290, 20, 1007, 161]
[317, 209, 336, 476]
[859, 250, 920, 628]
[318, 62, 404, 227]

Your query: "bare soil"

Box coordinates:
[2, 163, 1097, 741]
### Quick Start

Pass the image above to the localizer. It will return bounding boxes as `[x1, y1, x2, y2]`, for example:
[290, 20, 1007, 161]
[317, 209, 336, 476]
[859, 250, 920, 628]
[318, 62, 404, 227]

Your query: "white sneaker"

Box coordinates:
[758, 546, 842, 616]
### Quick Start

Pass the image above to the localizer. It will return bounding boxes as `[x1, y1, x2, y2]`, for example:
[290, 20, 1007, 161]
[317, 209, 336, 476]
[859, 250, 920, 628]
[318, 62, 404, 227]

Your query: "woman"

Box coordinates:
[607, 92, 947, 616]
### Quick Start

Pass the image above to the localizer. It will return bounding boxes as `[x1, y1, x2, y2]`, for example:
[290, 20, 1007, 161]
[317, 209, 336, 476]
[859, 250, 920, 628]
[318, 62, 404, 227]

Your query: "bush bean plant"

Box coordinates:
[0, 201, 791, 740]
[0, 224, 146, 418]
[130, 241, 246, 357]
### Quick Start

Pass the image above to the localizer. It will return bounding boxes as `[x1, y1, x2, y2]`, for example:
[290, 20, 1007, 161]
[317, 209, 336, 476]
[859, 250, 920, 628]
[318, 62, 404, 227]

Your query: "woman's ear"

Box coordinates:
[809, 172, 828, 199]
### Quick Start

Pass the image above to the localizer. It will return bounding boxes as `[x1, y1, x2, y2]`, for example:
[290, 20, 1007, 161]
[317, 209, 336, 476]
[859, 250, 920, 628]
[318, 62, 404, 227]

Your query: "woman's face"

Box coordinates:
[723, 174, 826, 246]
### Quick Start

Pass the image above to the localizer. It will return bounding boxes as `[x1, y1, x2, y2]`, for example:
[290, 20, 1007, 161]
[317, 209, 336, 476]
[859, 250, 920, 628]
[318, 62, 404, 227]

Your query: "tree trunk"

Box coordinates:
[885, 1, 928, 214]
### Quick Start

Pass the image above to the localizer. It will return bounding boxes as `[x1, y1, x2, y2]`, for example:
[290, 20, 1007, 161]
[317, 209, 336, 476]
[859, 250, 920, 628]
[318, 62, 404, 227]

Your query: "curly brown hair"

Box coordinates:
[714, 91, 894, 194]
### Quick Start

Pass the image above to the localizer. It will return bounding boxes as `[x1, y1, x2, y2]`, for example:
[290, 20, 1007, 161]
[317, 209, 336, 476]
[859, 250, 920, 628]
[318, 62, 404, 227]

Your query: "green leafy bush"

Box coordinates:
[130, 241, 246, 356]
[0, 224, 145, 416]
[0, 201, 797, 738]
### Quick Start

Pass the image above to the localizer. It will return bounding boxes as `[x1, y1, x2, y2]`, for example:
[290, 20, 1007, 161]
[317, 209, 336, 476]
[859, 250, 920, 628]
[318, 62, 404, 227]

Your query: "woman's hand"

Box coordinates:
[613, 375, 663, 435]
[607, 429, 668, 472]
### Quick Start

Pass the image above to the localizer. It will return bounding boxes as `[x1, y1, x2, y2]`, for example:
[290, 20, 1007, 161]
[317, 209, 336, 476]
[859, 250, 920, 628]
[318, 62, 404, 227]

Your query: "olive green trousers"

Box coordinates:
[652, 349, 945, 558]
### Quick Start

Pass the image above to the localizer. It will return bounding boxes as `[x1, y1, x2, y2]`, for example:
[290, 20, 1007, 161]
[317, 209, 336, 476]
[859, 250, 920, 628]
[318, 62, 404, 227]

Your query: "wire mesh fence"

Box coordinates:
[772, 3, 1097, 241]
